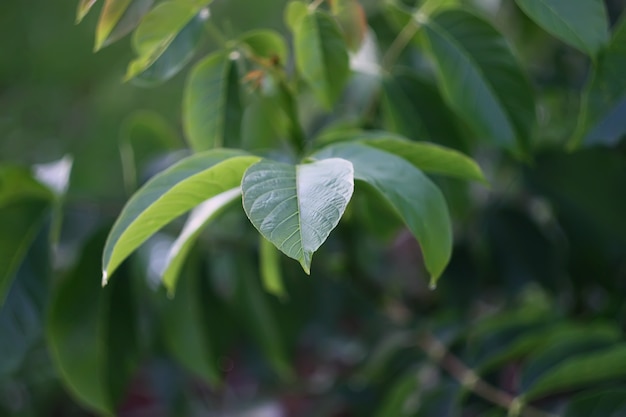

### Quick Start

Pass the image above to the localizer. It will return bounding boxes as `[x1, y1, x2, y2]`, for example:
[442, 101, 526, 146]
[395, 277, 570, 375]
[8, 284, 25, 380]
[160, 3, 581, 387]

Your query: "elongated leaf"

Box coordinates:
[95, 0, 153, 51]
[260, 236, 286, 299]
[184, 52, 243, 151]
[241, 158, 354, 274]
[284, 1, 308, 31]
[565, 389, 626, 417]
[241, 93, 290, 150]
[572, 20, 626, 148]
[374, 371, 419, 417]
[313, 143, 452, 283]
[418, 9, 536, 153]
[102, 150, 260, 283]
[523, 344, 626, 400]
[77, 0, 98, 23]
[515, 0, 609, 57]
[239, 30, 288, 66]
[330, 0, 367, 51]
[293, 9, 350, 108]
[162, 188, 241, 293]
[125, 1, 210, 80]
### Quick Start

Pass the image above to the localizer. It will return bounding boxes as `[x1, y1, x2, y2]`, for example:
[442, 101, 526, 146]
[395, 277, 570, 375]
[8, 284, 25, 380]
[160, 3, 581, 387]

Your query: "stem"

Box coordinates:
[381, 14, 422, 72]
[416, 332, 559, 417]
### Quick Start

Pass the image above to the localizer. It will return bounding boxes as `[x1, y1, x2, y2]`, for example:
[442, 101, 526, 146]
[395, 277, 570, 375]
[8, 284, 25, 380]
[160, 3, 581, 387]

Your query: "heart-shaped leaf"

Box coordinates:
[102, 150, 260, 283]
[241, 158, 354, 274]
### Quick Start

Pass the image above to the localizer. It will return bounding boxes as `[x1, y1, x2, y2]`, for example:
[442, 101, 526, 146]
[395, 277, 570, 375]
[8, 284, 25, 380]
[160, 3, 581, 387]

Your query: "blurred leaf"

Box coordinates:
[313, 143, 452, 284]
[418, 0, 458, 16]
[162, 258, 220, 385]
[184, 52, 243, 151]
[417, 9, 536, 153]
[515, 0, 609, 57]
[162, 188, 241, 293]
[241, 158, 354, 274]
[239, 29, 288, 66]
[564, 389, 626, 417]
[95, 0, 153, 51]
[523, 345, 626, 400]
[125, 1, 210, 80]
[330, 0, 367, 51]
[77, 0, 98, 23]
[573, 20, 626, 148]
[102, 151, 260, 282]
[293, 9, 350, 108]
[284, 1, 308, 31]
[0, 166, 53, 206]
[260, 236, 286, 299]
[241, 93, 290, 150]
[374, 371, 419, 417]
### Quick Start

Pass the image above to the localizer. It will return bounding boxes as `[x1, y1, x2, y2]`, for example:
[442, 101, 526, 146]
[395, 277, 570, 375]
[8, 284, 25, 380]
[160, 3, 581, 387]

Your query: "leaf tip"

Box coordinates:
[101, 270, 109, 287]
[428, 276, 437, 290]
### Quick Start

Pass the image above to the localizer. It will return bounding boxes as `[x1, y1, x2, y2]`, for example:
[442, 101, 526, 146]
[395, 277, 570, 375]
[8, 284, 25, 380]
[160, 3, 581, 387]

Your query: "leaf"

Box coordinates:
[183, 51, 243, 151]
[162, 188, 241, 293]
[515, 0, 609, 57]
[102, 150, 260, 283]
[95, 0, 153, 51]
[239, 29, 288, 66]
[572, 20, 626, 148]
[313, 143, 452, 283]
[522, 344, 626, 400]
[241, 158, 354, 274]
[293, 9, 351, 108]
[284, 1, 308, 31]
[241, 93, 290, 150]
[330, 0, 367, 51]
[418, 9, 536, 153]
[374, 371, 419, 417]
[564, 389, 626, 417]
[125, 1, 210, 81]
[260, 236, 286, 299]
[76, 0, 98, 23]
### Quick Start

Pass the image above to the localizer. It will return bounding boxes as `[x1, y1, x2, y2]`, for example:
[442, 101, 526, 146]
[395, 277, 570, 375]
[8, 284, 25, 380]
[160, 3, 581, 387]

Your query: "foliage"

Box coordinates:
[1, 0, 626, 416]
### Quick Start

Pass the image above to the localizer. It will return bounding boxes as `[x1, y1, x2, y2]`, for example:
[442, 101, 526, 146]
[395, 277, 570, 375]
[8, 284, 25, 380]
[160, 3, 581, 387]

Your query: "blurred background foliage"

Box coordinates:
[1, 0, 626, 416]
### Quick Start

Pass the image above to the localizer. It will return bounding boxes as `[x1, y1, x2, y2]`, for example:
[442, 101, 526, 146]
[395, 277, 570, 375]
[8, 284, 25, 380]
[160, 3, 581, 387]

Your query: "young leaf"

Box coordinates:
[419, 9, 536, 153]
[241, 158, 354, 274]
[515, 0, 609, 57]
[102, 151, 260, 283]
[125, 1, 210, 80]
[184, 52, 243, 151]
[293, 9, 350, 108]
[239, 29, 288, 66]
[162, 188, 241, 293]
[77, 0, 98, 23]
[260, 236, 286, 299]
[313, 143, 452, 284]
[95, 0, 153, 51]
[572, 20, 626, 148]
[284, 1, 308, 31]
[330, 0, 367, 51]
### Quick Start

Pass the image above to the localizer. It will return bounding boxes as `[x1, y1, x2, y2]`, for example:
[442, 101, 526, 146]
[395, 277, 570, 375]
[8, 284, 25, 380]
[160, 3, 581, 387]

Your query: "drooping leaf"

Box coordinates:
[515, 0, 609, 57]
[330, 0, 367, 51]
[183, 51, 243, 151]
[374, 371, 420, 417]
[76, 0, 98, 23]
[102, 150, 260, 283]
[564, 389, 626, 417]
[572, 20, 626, 148]
[125, 1, 210, 80]
[293, 9, 351, 108]
[161, 188, 241, 293]
[241, 93, 290, 150]
[313, 143, 452, 283]
[239, 29, 288, 66]
[416, 8, 536, 153]
[260, 236, 286, 299]
[522, 344, 626, 401]
[241, 158, 354, 274]
[95, 0, 153, 51]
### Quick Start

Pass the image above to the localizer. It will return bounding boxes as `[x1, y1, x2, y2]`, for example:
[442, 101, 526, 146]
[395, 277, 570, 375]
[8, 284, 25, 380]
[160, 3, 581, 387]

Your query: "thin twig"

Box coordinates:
[381, 16, 421, 72]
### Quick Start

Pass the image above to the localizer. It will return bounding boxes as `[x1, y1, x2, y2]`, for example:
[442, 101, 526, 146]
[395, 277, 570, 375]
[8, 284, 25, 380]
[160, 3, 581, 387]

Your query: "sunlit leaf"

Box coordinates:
[313, 143, 452, 284]
[515, 0, 609, 57]
[284, 1, 308, 31]
[241, 158, 354, 274]
[293, 9, 350, 108]
[95, 0, 153, 51]
[102, 150, 260, 283]
[76, 0, 98, 23]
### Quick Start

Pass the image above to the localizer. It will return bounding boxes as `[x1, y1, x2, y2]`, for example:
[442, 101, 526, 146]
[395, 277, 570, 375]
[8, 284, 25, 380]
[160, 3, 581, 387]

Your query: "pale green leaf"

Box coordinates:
[313, 143, 452, 283]
[515, 0, 609, 56]
[241, 158, 354, 274]
[76, 0, 98, 23]
[102, 150, 260, 283]
[184, 51, 243, 151]
[95, 0, 153, 51]
[284, 1, 308, 31]
[293, 9, 350, 108]
[260, 236, 286, 299]
[239, 29, 288, 66]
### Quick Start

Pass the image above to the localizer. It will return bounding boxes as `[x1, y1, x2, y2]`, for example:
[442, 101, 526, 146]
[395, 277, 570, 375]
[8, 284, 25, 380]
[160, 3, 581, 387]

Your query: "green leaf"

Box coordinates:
[293, 9, 350, 108]
[374, 371, 419, 417]
[162, 188, 241, 293]
[515, 0, 609, 57]
[523, 344, 626, 400]
[330, 0, 367, 51]
[241, 93, 290, 150]
[572, 20, 626, 148]
[313, 143, 452, 283]
[241, 158, 354, 274]
[419, 9, 536, 153]
[183, 51, 243, 151]
[102, 150, 260, 283]
[284, 1, 308, 31]
[95, 0, 153, 51]
[239, 29, 288, 66]
[564, 389, 626, 417]
[125, 1, 210, 80]
[260, 236, 286, 299]
[76, 0, 98, 23]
